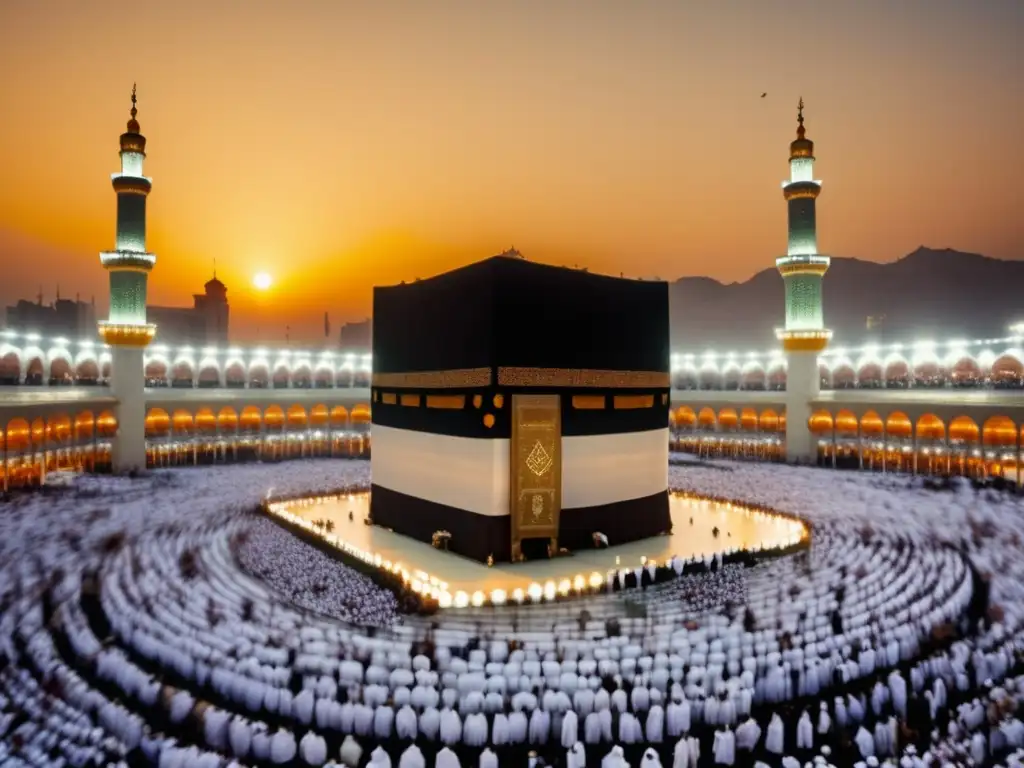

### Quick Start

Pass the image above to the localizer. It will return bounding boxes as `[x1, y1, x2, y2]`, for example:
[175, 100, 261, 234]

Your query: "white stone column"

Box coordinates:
[784, 350, 819, 463]
[110, 345, 147, 473]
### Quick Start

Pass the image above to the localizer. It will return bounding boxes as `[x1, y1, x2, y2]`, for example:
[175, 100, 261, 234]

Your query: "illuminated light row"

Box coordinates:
[263, 489, 807, 610]
[672, 333, 1024, 367]
[2, 328, 1020, 374]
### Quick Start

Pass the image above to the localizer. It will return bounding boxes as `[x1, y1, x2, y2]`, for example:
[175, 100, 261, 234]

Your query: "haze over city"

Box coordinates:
[0, 0, 1021, 343]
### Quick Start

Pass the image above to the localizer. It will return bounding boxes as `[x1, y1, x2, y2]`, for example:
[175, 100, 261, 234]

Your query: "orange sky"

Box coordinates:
[0, 0, 1021, 344]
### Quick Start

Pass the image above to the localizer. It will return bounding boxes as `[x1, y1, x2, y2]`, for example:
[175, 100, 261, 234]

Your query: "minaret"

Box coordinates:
[776, 98, 831, 462]
[98, 85, 156, 472]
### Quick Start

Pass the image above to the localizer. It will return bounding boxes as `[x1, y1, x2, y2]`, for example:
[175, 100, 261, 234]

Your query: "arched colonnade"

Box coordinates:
[141, 403, 371, 467]
[670, 402, 1024, 480]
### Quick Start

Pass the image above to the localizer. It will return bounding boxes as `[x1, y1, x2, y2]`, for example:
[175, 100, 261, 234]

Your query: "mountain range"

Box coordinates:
[669, 247, 1024, 350]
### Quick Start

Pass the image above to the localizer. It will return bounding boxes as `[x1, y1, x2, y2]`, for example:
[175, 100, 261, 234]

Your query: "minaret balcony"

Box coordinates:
[98, 322, 157, 347]
[111, 174, 152, 196]
[775, 254, 830, 276]
[775, 328, 832, 353]
[782, 180, 822, 200]
[101, 250, 156, 270]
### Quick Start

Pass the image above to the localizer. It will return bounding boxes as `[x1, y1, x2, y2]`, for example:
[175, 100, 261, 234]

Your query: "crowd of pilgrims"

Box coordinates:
[236, 516, 399, 626]
[1, 460, 1024, 766]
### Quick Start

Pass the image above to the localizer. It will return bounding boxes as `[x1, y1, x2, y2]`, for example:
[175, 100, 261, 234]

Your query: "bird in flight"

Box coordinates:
[761, 92, 767, 98]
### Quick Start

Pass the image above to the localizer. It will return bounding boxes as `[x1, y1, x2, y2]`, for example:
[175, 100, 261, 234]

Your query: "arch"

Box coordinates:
[883, 357, 910, 387]
[75, 358, 100, 383]
[351, 403, 372, 427]
[286, 404, 308, 429]
[674, 406, 696, 429]
[145, 408, 170, 438]
[171, 409, 194, 435]
[949, 415, 980, 443]
[982, 415, 1017, 447]
[697, 368, 722, 390]
[884, 411, 912, 438]
[335, 369, 354, 388]
[96, 411, 117, 438]
[808, 409, 834, 435]
[860, 410, 884, 436]
[49, 356, 73, 385]
[314, 365, 334, 389]
[831, 363, 856, 389]
[100, 361, 112, 381]
[217, 406, 238, 432]
[329, 405, 349, 427]
[0, 349, 20, 382]
[195, 408, 217, 435]
[264, 404, 286, 431]
[766, 361, 786, 390]
[4, 418, 31, 452]
[740, 363, 765, 391]
[144, 357, 168, 383]
[309, 403, 330, 426]
[758, 408, 780, 432]
[696, 407, 716, 429]
[856, 360, 883, 388]
[239, 405, 262, 432]
[248, 363, 270, 389]
[291, 364, 312, 389]
[171, 360, 194, 386]
[73, 411, 95, 442]
[913, 359, 944, 387]
[717, 407, 739, 430]
[272, 365, 290, 389]
[46, 413, 72, 444]
[834, 409, 858, 435]
[29, 417, 45, 446]
[739, 408, 758, 431]
[352, 370, 371, 388]
[950, 356, 982, 386]
[24, 356, 45, 384]
[915, 413, 946, 441]
[721, 363, 741, 391]
[224, 360, 246, 388]
[197, 359, 221, 388]
[991, 354, 1024, 388]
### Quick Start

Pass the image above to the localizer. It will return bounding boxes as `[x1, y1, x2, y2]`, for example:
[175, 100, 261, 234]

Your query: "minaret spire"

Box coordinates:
[774, 98, 831, 462]
[99, 82, 155, 341]
[98, 86, 157, 472]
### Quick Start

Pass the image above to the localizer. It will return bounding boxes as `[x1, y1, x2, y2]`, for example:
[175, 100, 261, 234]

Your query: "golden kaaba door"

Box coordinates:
[510, 394, 561, 562]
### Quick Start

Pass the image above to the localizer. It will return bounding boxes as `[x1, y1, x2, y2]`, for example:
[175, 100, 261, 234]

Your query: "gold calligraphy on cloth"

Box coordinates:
[509, 394, 561, 562]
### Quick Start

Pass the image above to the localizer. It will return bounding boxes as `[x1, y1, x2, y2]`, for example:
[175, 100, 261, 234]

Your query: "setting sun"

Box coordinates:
[252, 272, 273, 291]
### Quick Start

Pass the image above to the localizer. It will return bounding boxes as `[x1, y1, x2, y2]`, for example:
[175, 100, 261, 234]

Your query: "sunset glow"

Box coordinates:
[252, 272, 273, 291]
[0, 1, 1021, 343]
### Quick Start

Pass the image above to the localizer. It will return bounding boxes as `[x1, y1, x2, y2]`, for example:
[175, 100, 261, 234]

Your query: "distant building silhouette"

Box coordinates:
[5, 290, 97, 339]
[147, 274, 230, 345]
[339, 318, 371, 352]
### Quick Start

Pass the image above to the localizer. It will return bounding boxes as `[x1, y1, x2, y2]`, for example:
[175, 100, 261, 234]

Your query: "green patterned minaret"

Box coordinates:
[776, 99, 831, 463]
[100, 86, 155, 473]
[776, 98, 831, 352]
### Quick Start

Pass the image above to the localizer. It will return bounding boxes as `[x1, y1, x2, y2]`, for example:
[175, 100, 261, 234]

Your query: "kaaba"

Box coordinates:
[370, 252, 671, 564]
